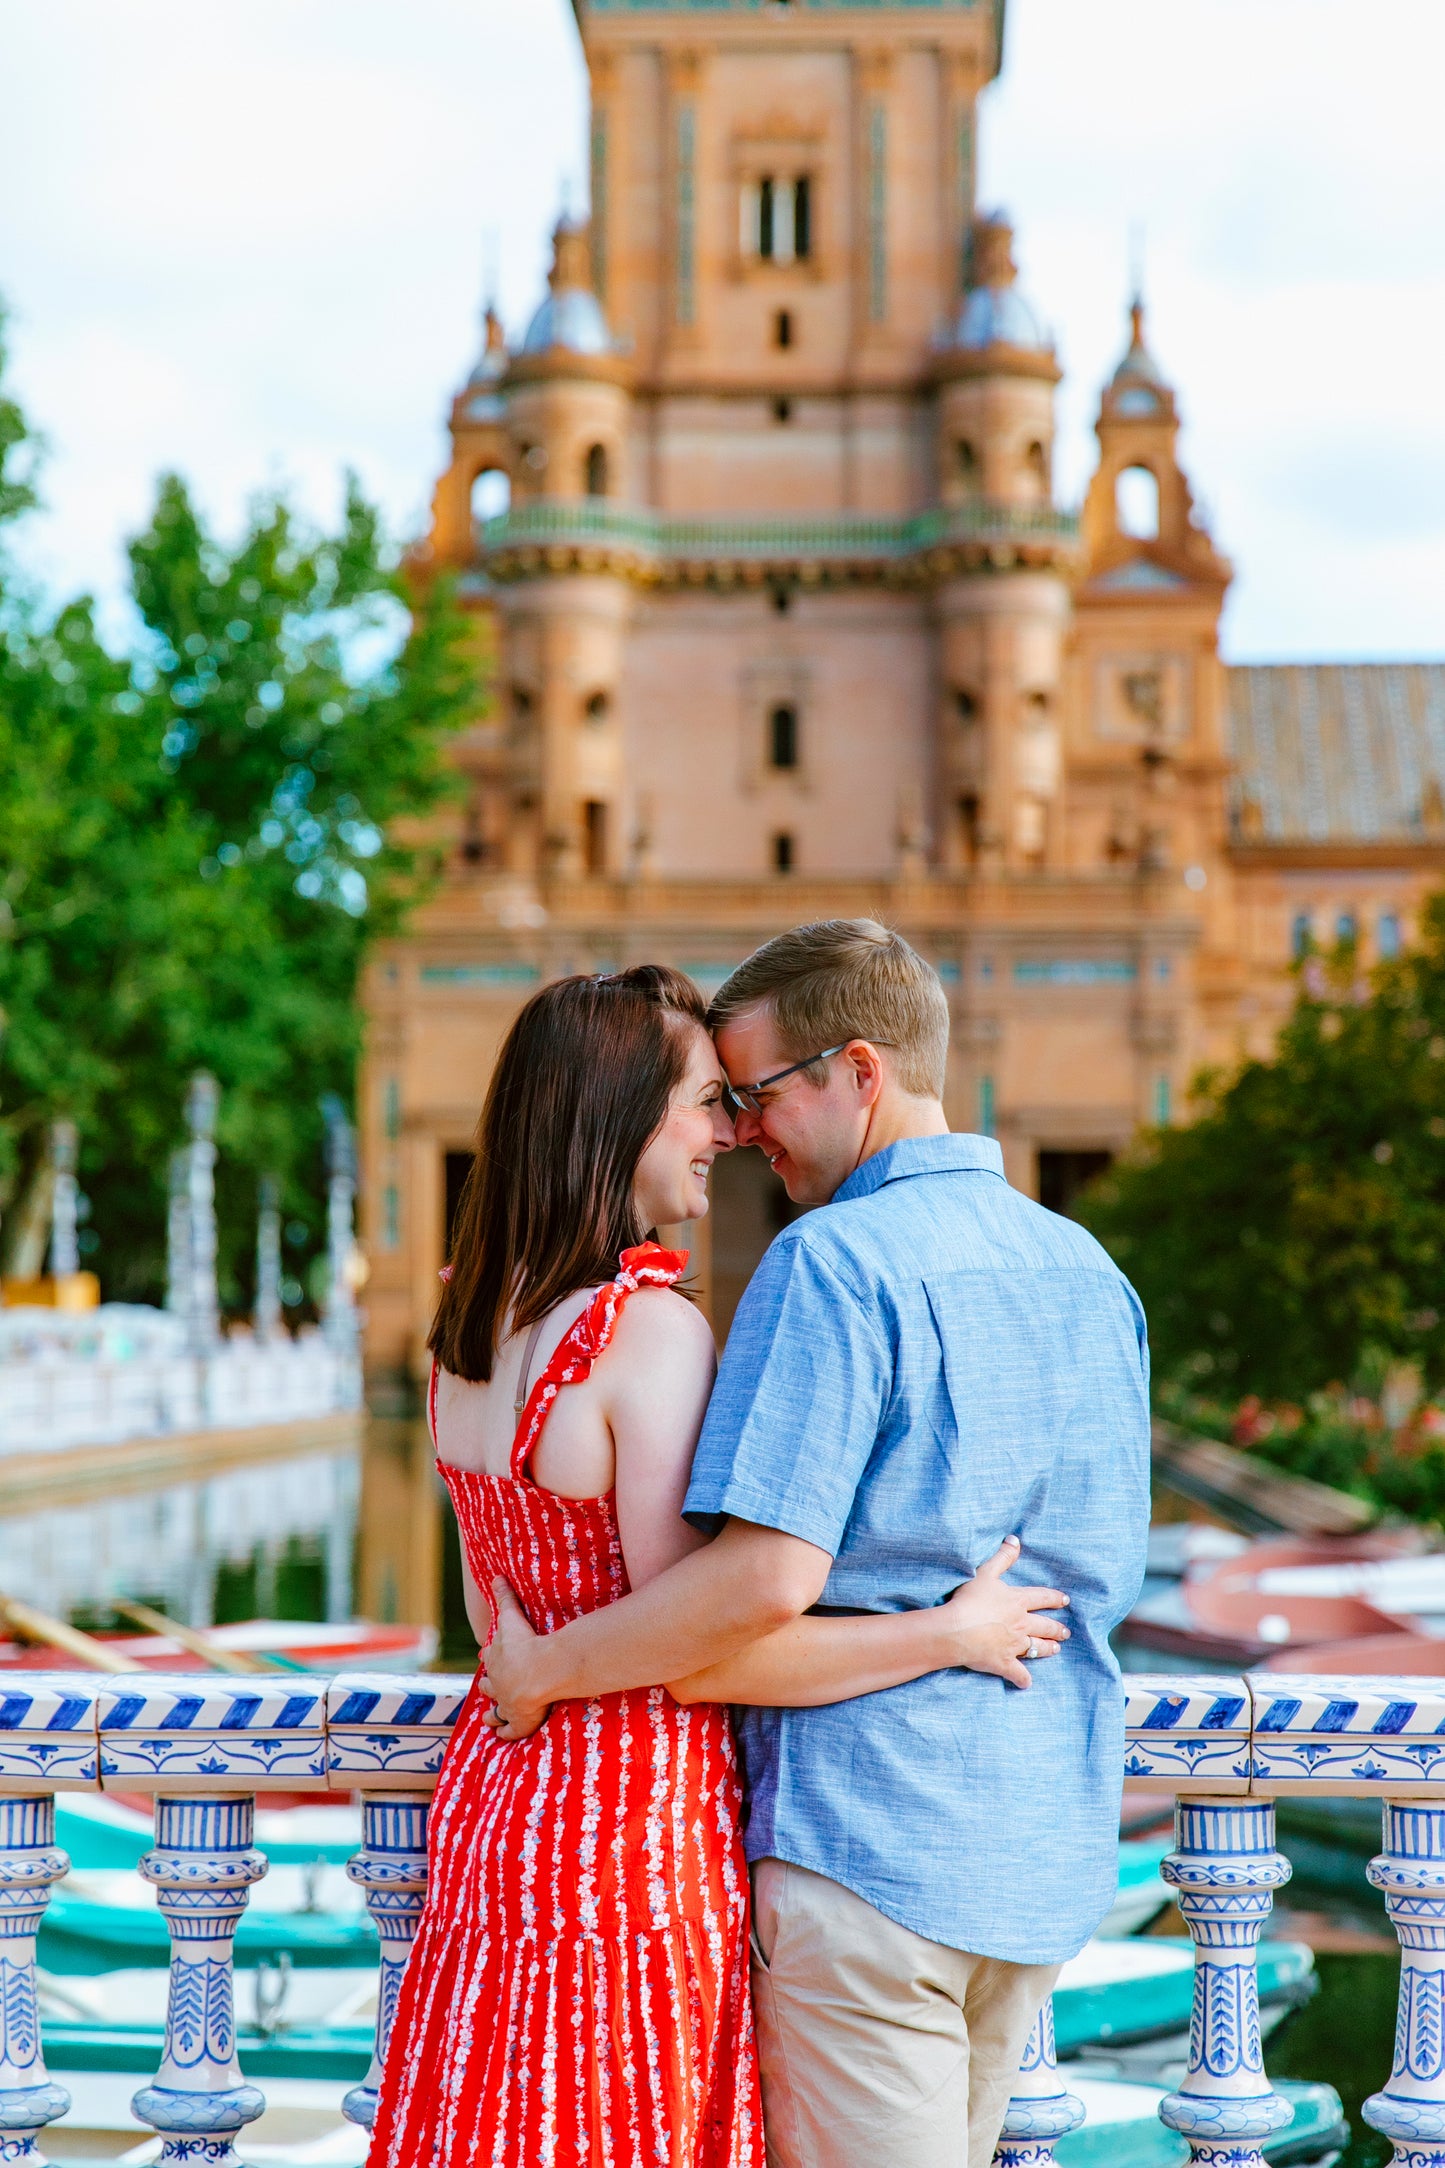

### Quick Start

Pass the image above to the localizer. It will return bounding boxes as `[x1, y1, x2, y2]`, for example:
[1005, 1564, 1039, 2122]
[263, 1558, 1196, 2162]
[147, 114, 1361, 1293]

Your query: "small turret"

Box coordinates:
[1080, 292, 1230, 587]
[933, 215, 1059, 510]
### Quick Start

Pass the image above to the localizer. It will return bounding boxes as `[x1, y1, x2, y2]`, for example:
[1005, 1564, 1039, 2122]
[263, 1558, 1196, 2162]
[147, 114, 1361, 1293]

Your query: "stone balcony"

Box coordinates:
[0, 1666, 1431, 2167]
[474, 496, 1082, 589]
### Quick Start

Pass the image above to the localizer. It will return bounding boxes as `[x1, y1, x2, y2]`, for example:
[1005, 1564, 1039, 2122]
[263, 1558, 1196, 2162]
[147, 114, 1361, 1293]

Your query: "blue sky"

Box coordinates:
[2, 0, 1442, 658]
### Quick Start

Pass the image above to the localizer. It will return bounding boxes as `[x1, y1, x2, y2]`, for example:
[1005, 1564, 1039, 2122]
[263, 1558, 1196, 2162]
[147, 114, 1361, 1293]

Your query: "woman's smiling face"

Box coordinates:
[631, 1022, 737, 1228]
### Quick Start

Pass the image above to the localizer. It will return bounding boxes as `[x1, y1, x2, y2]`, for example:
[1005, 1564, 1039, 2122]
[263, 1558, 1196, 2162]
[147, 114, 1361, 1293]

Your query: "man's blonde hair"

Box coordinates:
[709, 920, 950, 1099]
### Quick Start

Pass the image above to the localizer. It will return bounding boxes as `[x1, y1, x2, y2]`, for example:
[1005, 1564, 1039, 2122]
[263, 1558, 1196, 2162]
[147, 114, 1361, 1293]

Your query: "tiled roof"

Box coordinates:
[1228, 664, 1445, 843]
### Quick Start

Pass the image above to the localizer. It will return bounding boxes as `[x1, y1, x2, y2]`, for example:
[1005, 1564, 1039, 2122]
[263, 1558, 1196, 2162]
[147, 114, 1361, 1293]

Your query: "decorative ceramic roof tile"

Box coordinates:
[1229, 665, 1445, 843]
[1247, 1673, 1445, 1792]
[96, 1673, 328, 1792]
[0, 1674, 101, 1789]
[1123, 1674, 1251, 1792]
[326, 1672, 473, 1788]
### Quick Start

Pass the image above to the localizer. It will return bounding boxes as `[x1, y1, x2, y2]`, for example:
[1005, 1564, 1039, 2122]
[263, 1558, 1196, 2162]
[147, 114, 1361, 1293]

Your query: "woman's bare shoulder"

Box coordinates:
[606, 1284, 716, 1375]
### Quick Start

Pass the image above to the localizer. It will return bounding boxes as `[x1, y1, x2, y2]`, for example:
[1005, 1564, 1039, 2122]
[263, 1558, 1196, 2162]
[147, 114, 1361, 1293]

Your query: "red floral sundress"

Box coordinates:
[369, 1243, 763, 2168]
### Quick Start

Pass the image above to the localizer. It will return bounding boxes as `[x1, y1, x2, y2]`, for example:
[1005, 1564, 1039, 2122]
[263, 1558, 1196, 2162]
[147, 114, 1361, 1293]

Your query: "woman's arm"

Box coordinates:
[604, 1287, 718, 1587]
[669, 1537, 1069, 1704]
[461, 1554, 491, 1650]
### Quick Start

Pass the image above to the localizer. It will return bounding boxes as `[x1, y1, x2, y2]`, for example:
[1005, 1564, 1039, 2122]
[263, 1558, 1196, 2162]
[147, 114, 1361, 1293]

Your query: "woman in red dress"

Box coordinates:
[369, 967, 1068, 2168]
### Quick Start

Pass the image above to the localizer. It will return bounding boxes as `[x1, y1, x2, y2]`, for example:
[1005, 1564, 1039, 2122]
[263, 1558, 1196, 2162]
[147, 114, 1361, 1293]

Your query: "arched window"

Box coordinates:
[1291, 911, 1313, 960]
[584, 690, 611, 724]
[769, 704, 799, 770]
[471, 468, 511, 525]
[1379, 912, 1402, 959]
[584, 444, 610, 499]
[1116, 465, 1160, 540]
[1335, 911, 1357, 948]
[1025, 440, 1049, 490]
[957, 439, 980, 487]
[955, 688, 979, 721]
[773, 831, 795, 874]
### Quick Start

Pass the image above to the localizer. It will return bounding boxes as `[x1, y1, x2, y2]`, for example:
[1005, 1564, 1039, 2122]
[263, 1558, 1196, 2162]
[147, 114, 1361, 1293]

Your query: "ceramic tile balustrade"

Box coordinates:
[0, 1670, 1438, 2168]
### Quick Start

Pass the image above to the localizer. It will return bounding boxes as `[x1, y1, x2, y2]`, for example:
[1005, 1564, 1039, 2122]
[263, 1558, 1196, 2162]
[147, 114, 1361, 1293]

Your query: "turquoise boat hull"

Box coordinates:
[1055, 2081, 1345, 2167]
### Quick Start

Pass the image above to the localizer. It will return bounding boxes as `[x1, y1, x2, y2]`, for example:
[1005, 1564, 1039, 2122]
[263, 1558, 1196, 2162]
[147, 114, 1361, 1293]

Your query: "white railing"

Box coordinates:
[0, 1309, 361, 1457]
[0, 1669, 1430, 2167]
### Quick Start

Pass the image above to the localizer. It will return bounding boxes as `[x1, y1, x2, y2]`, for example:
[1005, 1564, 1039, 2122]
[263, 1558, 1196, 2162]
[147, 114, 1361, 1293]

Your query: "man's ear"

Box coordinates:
[844, 1039, 887, 1105]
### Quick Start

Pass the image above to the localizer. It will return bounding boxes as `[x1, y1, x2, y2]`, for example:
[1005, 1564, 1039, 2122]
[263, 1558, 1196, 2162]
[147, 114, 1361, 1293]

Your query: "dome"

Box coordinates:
[521, 287, 614, 357]
[951, 213, 1051, 354]
[955, 283, 1049, 352]
[519, 215, 615, 359]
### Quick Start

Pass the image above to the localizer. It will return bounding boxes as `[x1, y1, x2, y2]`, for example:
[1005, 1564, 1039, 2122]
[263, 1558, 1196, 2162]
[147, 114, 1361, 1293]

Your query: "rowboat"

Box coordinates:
[0, 1618, 437, 1674]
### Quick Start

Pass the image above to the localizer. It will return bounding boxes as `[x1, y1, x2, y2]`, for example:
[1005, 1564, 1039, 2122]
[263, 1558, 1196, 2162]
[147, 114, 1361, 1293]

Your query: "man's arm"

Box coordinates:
[483, 1516, 832, 1738]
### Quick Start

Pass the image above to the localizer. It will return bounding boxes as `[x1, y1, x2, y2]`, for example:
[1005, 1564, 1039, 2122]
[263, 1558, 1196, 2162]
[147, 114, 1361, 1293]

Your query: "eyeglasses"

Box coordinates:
[722, 1043, 853, 1118]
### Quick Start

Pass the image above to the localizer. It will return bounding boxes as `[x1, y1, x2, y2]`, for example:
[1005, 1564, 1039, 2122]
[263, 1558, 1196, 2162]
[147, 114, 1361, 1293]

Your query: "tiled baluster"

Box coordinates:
[342, 1793, 432, 2131]
[131, 1795, 268, 2167]
[1158, 1799, 1295, 2167]
[97, 1675, 330, 2168]
[1363, 1802, 1445, 2167]
[0, 1797, 73, 2165]
[993, 1998, 1085, 2168]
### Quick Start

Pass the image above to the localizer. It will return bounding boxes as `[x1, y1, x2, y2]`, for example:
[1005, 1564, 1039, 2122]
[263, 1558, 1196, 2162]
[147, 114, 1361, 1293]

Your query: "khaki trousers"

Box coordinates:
[749, 1858, 1059, 2168]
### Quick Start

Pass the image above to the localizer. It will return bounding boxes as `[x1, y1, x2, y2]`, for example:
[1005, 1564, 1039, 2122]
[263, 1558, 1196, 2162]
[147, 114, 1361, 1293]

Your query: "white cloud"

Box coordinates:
[3, 0, 1442, 660]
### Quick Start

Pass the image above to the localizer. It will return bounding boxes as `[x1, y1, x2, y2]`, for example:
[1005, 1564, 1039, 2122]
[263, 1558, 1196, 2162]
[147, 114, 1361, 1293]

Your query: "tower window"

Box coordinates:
[512, 685, 534, 718]
[584, 690, 611, 723]
[774, 397, 792, 423]
[771, 584, 792, 615]
[1025, 440, 1049, 489]
[471, 468, 511, 525]
[752, 174, 811, 264]
[958, 794, 980, 861]
[1336, 911, 1358, 947]
[955, 688, 979, 721]
[1379, 912, 1402, 959]
[794, 176, 812, 260]
[773, 831, 795, 874]
[584, 444, 610, 498]
[1291, 911, 1313, 960]
[957, 439, 980, 490]
[769, 704, 799, 770]
[775, 309, 794, 350]
[1116, 464, 1160, 540]
[759, 177, 776, 260]
[584, 801, 609, 875]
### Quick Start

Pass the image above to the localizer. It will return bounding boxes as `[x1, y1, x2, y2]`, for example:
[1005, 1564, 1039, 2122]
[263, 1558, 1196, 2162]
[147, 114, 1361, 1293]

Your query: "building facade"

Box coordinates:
[362, 0, 1445, 1389]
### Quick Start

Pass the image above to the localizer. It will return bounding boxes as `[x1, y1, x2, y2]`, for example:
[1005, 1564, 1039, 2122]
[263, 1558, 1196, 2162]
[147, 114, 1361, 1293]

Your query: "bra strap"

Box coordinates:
[512, 1317, 548, 1417]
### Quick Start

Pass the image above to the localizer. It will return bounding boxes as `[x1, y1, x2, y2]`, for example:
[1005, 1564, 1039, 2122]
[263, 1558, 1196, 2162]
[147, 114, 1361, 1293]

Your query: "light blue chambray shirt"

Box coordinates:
[683, 1134, 1151, 1966]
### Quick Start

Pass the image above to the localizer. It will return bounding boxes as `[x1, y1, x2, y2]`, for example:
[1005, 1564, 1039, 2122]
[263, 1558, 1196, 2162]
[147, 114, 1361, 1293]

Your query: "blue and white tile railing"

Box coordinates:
[0, 1669, 1438, 2165]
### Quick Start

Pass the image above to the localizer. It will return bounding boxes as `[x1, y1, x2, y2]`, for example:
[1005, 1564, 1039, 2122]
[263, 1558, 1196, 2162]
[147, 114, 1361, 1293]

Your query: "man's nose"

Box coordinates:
[733, 1106, 763, 1147]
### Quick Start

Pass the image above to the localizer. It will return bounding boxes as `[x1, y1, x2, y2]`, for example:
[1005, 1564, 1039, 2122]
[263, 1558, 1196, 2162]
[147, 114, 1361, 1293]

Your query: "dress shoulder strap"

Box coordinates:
[512, 1317, 548, 1416]
[509, 1242, 689, 1481]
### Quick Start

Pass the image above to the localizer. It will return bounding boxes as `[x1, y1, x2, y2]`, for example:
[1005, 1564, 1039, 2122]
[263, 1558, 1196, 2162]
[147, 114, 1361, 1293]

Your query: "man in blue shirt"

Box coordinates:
[486, 920, 1151, 2168]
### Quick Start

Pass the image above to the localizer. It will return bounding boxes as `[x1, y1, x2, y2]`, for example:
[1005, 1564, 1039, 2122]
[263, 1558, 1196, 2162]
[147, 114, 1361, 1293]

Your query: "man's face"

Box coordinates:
[715, 1006, 874, 1207]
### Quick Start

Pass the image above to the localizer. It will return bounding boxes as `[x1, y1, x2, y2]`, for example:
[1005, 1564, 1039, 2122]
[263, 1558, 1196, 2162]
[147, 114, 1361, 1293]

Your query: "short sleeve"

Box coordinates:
[683, 1234, 891, 1552]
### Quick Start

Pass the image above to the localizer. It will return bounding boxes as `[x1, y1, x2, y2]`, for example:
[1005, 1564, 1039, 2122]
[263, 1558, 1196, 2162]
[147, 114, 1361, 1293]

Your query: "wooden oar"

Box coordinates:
[0, 1594, 147, 1673]
[111, 1600, 271, 1677]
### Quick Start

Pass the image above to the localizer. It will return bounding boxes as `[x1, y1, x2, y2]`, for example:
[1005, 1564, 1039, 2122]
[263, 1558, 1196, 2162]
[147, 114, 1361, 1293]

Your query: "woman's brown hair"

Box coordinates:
[429, 965, 708, 1382]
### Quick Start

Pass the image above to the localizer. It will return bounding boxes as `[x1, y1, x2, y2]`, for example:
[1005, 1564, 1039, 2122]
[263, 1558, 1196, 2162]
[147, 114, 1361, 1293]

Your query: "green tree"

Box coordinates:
[1079, 914, 1445, 1403]
[0, 320, 474, 1307]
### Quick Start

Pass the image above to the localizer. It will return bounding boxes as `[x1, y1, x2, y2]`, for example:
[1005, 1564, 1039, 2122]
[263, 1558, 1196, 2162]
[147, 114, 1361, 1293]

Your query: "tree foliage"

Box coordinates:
[0, 316, 474, 1306]
[1079, 914, 1445, 1403]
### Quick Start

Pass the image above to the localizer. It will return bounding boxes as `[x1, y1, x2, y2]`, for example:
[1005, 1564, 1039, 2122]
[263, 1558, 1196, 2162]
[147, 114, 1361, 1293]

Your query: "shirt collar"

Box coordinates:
[832, 1132, 1005, 1206]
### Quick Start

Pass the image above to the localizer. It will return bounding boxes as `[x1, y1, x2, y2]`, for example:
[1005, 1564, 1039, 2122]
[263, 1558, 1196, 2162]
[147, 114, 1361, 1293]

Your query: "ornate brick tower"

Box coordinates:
[370, 0, 1128, 1384]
